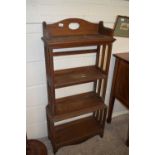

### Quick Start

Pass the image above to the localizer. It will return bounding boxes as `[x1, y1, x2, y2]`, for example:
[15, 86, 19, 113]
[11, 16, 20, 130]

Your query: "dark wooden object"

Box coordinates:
[42, 18, 115, 153]
[55, 66, 106, 88]
[47, 91, 106, 122]
[26, 139, 47, 155]
[107, 52, 129, 145]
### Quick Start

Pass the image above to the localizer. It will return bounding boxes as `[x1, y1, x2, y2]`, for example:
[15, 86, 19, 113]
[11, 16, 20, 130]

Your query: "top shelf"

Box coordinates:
[42, 34, 115, 48]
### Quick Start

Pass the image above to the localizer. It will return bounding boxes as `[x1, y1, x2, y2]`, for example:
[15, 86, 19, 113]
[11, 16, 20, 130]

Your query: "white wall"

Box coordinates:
[26, 0, 129, 139]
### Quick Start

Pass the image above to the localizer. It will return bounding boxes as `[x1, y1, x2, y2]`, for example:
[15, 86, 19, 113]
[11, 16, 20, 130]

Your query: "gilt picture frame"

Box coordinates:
[113, 15, 129, 37]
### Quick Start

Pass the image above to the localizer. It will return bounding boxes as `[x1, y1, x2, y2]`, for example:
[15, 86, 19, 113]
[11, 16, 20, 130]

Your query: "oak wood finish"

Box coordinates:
[54, 66, 106, 88]
[53, 49, 97, 56]
[42, 18, 115, 153]
[42, 34, 115, 48]
[42, 18, 112, 37]
[47, 91, 106, 122]
[54, 116, 103, 148]
[107, 52, 129, 145]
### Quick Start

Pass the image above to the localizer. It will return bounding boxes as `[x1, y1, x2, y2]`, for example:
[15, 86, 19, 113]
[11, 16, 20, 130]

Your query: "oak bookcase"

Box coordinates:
[42, 18, 115, 153]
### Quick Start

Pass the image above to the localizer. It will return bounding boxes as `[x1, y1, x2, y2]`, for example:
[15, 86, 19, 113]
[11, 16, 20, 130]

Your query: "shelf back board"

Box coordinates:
[43, 18, 99, 37]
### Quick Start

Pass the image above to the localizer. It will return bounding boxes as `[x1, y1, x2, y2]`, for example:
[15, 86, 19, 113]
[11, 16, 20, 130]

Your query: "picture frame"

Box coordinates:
[113, 15, 129, 37]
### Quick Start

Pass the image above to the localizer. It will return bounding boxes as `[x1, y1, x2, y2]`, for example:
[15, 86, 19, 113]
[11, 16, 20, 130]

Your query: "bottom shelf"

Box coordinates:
[52, 116, 103, 150]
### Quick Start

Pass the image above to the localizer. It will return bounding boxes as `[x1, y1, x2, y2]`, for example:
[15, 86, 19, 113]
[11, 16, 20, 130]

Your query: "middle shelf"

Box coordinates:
[47, 91, 106, 122]
[54, 66, 106, 88]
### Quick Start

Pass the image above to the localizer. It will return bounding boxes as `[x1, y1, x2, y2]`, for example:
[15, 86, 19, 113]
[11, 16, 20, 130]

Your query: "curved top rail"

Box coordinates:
[43, 18, 100, 37]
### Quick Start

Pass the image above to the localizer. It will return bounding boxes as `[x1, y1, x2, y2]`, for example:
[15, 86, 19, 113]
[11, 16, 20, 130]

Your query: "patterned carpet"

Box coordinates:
[39, 114, 129, 155]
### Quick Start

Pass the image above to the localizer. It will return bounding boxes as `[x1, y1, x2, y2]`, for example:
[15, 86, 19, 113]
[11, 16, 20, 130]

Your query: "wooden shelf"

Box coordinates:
[42, 18, 114, 153]
[54, 66, 106, 88]
[47, 92, 105, 121]
[54, 116, 103, 148]
[42, 34, 115, 48]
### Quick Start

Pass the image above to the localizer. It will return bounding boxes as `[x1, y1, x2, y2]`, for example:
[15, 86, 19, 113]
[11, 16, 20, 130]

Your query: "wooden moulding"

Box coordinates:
[53, 49, 97, 56]
[42, 34, 115, 48]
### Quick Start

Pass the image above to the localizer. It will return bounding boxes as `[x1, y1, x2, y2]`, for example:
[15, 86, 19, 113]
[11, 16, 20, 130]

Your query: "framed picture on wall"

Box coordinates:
[113, 15, 129, 37]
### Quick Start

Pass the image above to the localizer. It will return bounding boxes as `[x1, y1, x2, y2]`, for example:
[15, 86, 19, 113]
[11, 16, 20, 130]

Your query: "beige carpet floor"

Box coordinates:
[39, 114, 129, 155]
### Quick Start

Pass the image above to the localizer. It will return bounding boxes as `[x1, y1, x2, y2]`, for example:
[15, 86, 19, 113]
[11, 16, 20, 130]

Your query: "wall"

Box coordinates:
[26, 0, 129, 139]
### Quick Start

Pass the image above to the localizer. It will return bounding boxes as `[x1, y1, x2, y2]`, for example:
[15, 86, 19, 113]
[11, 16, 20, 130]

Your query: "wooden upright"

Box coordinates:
[42, 18, 115, 153]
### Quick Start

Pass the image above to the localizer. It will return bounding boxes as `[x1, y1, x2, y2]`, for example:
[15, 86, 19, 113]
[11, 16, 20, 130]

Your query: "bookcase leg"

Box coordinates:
[52, 145, 58, 154]
[99, 133, 104, 138]
[107, 96, 115, 123]
[46, 108, 57, 154]
[99, 106, 107, 138]
[102, 106, 107, 135]
[46, 113, 51, 140]
[94, 105, 107, 138]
